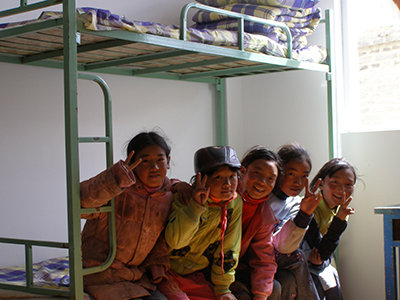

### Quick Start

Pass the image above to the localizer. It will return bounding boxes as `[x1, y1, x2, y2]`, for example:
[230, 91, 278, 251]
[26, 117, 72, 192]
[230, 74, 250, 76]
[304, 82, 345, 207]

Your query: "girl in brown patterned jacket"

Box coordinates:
[80, 131, 189, 300]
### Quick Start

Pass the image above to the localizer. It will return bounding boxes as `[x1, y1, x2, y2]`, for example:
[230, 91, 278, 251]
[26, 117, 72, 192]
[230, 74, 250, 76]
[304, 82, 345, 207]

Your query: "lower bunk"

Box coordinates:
[0, 257, 91, 300]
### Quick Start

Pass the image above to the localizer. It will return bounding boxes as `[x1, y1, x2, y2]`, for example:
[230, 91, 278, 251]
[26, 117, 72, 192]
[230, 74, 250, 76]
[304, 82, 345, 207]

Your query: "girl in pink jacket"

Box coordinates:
[80, 131, 188, 300]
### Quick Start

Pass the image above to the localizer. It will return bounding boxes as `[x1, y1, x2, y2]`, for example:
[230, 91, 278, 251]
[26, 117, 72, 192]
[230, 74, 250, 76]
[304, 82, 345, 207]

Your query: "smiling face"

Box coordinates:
[280, 159, 311, 197]
[206, 166, 238, 202]
[320, 168, 355, 209]
[241, 158, 278, 200]
[133, 144, 170, 188]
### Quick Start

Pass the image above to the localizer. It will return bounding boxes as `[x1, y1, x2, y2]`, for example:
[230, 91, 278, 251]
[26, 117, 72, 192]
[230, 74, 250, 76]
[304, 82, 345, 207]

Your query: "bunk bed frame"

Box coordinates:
[0, 1, 336, 299]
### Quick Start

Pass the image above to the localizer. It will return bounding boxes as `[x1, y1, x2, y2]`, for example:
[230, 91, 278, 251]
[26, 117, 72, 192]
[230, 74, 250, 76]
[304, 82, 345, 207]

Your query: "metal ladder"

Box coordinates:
[0, 73, 117, 300]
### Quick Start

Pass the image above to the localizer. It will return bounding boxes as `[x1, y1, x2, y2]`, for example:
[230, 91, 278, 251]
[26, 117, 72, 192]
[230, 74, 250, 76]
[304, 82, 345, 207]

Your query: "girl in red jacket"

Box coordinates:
[231, 146, 283, 300]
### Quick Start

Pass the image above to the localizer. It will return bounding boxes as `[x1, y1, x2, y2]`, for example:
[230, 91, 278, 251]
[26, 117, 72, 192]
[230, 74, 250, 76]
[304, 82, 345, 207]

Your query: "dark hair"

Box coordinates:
[190, 166, 240, 184]
[310, 158, 357, 189]
[277, 142, 312, 170]
[126, 131, 171, 163]
[241, 145, 284, 185]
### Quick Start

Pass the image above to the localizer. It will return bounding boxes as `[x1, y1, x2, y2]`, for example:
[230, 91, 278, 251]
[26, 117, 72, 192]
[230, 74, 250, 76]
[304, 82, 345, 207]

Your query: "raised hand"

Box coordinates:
[300, 177, 322, 216]
[336, 193, 354, 221]
[192, 172, 210, 207]
[124, 151, 142, 172]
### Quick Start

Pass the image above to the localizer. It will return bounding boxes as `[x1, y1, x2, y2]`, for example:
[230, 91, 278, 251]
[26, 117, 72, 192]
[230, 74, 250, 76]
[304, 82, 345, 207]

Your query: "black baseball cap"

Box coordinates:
[194, 146, 241, 174]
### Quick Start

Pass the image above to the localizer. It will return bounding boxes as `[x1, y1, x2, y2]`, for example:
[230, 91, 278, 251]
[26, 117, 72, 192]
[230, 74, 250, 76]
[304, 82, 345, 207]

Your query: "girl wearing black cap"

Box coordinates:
[158, 146, 243, 300]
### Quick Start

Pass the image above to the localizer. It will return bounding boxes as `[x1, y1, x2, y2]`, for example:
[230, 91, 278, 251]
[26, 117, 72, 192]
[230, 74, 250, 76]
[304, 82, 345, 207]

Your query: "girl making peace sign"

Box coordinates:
[159, 146, 243, 300]
[80, 131, 190, 300]
[301, 158, 357, 300]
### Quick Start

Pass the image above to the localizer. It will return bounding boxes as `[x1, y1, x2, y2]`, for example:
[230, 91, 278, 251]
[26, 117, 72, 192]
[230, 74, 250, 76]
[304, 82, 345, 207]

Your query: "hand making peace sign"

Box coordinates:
[336, 193, 354, 221]
[124, 150, 143, 172]
[300, 177, 322, 216]
[192, 172, 210, 207]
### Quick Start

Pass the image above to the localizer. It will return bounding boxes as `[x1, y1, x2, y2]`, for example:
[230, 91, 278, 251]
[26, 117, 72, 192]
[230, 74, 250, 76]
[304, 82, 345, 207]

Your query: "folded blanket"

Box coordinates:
[77, 7, 327, 63]
[195, 0, 320, 10]
[191, 3, 321, 49]
[192, 18, 318, 48]
[193, 4, 320, 24]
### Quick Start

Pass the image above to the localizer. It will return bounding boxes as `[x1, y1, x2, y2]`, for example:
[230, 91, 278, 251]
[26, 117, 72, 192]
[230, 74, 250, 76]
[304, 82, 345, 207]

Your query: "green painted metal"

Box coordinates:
[0, 237, 70, 296]
[84, 50, 193, 71]
[77, 72, 117, 276]
[323, 10, 337, 159]
[0, 0, 62, 18]
[23, 39, 134, 64]
[0, 18, 63, 39]
[132, 57, 240, 76]
[25, 245, 33, 287]
[62, 0, 84, 299]
[179, 2, 292, 58]
[215, 79, 227, 146]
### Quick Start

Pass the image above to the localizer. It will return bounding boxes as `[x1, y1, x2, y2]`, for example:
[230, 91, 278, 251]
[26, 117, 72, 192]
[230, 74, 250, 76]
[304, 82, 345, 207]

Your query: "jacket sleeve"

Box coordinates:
[305, 217, 347, 262]
[248, 223, 277, 299]
[273, 209, 313, 254]
[165, 194, 206, 250]
[211, 197, 243, 296]
[80, 160, 136, 218]
[273, 197, 312, 254]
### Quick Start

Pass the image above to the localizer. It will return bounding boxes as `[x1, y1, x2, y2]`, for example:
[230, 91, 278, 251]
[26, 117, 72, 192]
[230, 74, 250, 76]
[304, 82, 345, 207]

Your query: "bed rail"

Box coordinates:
[0, 238, 70, 297]
[0, 0, 62, 18]
[180, 2, 293, 58]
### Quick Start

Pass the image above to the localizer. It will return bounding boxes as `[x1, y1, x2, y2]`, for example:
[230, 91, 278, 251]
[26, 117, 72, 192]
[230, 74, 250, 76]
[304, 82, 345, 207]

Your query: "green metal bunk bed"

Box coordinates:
[0, 1, 336, 299]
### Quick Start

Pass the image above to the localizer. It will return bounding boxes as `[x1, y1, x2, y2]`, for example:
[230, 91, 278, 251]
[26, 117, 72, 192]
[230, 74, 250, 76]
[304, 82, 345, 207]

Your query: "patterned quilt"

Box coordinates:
[0, 257, 70, 288]
[0, 257, 91, 299]
[0, 7, 327, 63]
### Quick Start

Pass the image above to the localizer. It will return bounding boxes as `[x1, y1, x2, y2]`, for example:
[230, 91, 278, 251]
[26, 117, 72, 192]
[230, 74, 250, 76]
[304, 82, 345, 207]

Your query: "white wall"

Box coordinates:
[339, 130, 400, 299]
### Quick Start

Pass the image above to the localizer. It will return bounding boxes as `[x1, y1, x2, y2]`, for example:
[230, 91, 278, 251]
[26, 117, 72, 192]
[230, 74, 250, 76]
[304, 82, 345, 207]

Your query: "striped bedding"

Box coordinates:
[0, 7, 327, 63]
[192, 3, 321, 49]
[0, 257, 91, 299]
[0, 257, 70, 288]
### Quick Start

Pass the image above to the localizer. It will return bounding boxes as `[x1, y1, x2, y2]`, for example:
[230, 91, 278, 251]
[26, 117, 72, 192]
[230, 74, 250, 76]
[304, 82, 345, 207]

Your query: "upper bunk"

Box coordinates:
[0, 0, 333, 85]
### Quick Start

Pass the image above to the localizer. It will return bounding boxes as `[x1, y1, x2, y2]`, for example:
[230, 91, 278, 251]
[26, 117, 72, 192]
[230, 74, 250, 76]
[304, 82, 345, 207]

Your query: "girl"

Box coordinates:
[159, 146, 243, 300]
[80, 131, 188, 300]
[301, 158, 357, 300]
[267, 143, 321, 300]
[230, 146, 282, 300]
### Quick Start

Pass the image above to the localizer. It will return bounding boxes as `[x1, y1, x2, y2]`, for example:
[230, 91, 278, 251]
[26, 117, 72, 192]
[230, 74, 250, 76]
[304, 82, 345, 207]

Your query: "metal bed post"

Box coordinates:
[215, 78, 227, 146]
[63, 0, 83, 299]
[323, 9, 337, 159]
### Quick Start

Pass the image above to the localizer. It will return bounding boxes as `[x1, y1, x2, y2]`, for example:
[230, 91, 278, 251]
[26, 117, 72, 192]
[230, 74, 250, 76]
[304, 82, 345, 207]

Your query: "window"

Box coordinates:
[341, 0, 400, 132]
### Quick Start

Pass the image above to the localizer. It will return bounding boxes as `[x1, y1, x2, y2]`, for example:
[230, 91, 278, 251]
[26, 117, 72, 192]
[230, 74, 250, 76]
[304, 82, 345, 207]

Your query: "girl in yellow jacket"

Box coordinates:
[158, 146, 243, 300]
